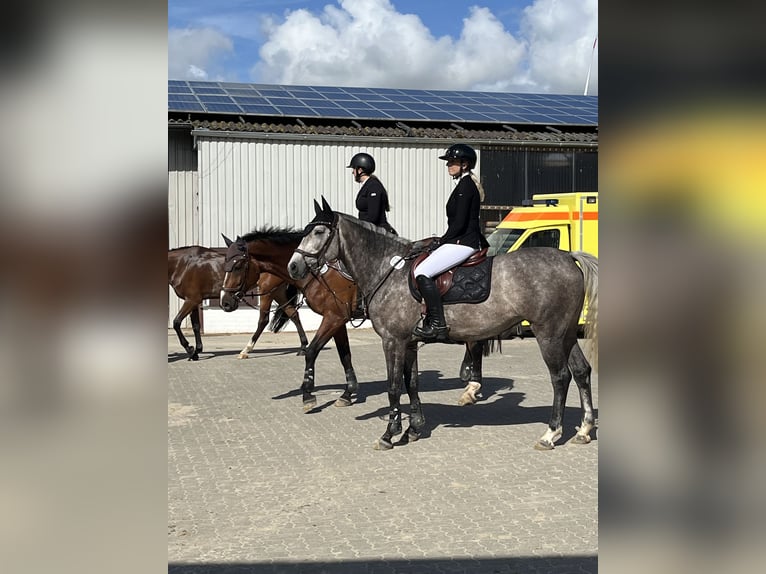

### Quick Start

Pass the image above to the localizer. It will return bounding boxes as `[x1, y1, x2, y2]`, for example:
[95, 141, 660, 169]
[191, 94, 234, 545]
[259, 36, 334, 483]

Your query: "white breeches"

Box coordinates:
[414, 243, 478, 278]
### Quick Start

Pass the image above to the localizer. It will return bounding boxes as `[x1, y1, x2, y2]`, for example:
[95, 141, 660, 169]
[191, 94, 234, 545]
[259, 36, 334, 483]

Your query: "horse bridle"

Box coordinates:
[222, 248, 255, 301]
[293, 218, 337, 274]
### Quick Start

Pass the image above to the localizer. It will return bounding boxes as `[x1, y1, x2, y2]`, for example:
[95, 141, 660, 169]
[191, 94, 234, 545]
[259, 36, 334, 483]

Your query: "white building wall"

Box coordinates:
[195, 134, 466, 246]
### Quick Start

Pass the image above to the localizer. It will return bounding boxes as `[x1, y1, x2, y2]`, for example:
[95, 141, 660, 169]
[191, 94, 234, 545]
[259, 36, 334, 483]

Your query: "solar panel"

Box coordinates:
[168, 80, 598, 126]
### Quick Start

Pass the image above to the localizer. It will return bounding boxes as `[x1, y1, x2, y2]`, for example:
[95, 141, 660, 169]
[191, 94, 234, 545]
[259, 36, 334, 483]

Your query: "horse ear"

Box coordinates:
[222, 233, 233, 247]
[321, 195, 333, 214]
[313, 199, 322, 217]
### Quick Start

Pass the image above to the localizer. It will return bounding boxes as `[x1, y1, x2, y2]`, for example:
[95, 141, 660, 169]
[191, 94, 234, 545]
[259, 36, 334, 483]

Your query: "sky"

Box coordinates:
[168, 0, 598, 95]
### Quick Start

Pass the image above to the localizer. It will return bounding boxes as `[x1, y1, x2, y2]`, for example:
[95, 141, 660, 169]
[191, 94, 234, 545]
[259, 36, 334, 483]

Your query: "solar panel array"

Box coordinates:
[168, 80, 597, 126]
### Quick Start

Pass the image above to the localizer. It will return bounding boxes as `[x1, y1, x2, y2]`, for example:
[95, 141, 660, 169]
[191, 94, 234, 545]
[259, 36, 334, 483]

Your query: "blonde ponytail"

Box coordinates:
[470, 172, 485, 202]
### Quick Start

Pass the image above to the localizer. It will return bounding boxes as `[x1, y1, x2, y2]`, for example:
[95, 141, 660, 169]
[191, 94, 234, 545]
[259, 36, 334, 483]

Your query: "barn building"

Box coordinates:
[168, 80, 598, 332]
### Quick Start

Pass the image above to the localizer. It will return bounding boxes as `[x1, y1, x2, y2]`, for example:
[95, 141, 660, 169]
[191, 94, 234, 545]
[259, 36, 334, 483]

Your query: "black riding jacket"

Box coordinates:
[356, 177, 393, 231]
[440, 174, 488, 250]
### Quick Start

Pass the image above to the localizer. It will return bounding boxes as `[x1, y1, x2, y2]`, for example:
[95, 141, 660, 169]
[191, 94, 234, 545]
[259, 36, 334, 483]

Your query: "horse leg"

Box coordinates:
[238, 301, 271, 359]
[189, 306, 203, 361]
[533, 335, 573, 450]
[398, 341, 425, 444]
[458, 341, 484, 406]
[285, 304, 309, 356]
[172, 300, 197, 359]
[300, 320, 335, 412]
[374, 338, 407, 450]
[459, 344, 473, 382]
[568, 341, 596, 444]
[332, 325, 359, 407]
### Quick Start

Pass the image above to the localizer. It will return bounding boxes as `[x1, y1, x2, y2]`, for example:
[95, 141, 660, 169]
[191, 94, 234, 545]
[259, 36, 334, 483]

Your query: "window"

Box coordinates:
[520, 229, 560, 249]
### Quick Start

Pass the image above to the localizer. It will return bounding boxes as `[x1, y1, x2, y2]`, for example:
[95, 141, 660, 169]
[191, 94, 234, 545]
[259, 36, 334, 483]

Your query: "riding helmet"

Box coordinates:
[439, 144, 477, 170]
[347, 152, 376, 174]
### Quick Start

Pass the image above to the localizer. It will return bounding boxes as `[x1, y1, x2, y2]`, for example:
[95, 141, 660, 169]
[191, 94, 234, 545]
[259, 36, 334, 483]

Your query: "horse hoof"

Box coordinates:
[374, 438, 393, 450]
[334, 397, 352, 407]
[534, 440, 555, 451]
[398, 429, 420, 445]
[238, 353, 249, 360]
[571, 434, 592, 444]
[457, 394, 476, 406]
[190, 354, 199, 362]
[302, 398, 317, 412]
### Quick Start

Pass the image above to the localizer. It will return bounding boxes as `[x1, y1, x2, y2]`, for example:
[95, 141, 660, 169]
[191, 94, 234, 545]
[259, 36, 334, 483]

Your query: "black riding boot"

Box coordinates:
[413, 275, 450, 342]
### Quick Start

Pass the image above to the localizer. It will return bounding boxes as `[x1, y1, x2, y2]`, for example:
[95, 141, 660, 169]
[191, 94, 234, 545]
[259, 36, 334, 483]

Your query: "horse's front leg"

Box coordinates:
[374, 338, 408, 450]
[332, 323, 359, 407]
[300, 318, 335, 412]
[399, 340, 425, 444]
[238, 301, 271, 359]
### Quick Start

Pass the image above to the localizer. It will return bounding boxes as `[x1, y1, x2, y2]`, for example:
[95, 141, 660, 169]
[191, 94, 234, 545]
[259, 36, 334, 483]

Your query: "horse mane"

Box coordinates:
[241, 226, 303, 244]
[336, 213, 411, 247]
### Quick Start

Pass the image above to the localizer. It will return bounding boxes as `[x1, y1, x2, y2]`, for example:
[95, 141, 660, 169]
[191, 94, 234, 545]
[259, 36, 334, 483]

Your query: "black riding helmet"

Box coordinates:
[347, 152, 376, 175]
[438, 143, 477, 170]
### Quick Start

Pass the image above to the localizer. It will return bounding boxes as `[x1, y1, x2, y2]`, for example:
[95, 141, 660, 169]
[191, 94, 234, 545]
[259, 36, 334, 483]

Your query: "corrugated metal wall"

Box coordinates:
[194, 135, 466, 247]
[168, 130, 199, 328]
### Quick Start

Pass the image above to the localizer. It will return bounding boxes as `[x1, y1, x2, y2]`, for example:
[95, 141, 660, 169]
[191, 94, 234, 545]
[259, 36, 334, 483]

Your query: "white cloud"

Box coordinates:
[522, 0, 598, 94]
[251, 0, 597, 94]
[168, 27, 234, 81]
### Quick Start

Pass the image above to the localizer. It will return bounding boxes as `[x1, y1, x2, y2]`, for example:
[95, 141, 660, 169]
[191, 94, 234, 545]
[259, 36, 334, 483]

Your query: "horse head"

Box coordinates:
[220, 235, 260, 312]
[289, 196, 338, 280]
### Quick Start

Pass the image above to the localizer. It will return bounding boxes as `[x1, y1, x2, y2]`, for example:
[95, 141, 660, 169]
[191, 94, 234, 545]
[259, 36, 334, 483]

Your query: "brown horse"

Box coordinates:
[168, 246, 309, 361]
[220, 230, 363, 409]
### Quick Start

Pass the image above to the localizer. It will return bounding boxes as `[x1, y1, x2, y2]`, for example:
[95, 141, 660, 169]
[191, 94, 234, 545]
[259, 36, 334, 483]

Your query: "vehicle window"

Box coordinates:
[520, 229, 560, 249]
[486, 229, 524, 255]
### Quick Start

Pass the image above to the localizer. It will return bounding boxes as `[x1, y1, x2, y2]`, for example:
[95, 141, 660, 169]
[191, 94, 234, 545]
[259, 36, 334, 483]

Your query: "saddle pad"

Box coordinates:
[408, 258, 493, 305]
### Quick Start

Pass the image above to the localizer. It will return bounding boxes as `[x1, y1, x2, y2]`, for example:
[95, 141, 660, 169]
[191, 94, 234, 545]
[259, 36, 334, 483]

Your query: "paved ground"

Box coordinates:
[168, 328, 598, 574]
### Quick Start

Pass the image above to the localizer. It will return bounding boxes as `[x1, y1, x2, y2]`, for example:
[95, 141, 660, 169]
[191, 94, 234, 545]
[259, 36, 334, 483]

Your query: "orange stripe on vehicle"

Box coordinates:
[502, 211, 599, 222]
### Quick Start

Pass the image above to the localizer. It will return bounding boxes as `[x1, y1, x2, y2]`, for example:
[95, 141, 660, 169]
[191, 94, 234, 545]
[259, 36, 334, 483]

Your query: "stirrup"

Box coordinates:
[412, 322, 450, 342]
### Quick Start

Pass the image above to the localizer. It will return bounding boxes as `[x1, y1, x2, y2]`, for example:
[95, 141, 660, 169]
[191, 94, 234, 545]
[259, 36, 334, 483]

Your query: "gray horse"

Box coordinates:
[288, 198, 598, 451]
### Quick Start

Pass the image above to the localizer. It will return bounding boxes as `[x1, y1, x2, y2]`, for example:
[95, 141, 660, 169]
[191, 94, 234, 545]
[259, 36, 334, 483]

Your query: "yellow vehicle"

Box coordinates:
[487, 192, 598, 256]
[486, 192, 598, 331]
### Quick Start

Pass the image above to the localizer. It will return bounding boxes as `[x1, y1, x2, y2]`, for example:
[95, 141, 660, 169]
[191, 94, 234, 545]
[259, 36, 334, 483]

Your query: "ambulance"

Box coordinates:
[485, 192, 598, 332]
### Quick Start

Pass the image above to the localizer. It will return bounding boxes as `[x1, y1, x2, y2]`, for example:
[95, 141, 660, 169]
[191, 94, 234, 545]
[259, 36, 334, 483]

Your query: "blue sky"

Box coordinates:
[168, 0, 598, 95]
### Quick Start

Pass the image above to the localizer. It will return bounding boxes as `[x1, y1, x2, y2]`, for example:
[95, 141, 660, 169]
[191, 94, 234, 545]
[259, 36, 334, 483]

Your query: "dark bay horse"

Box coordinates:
[168, 246, 309, 361]
[288, 199, 599, 450]
[220, 229, 363, 409]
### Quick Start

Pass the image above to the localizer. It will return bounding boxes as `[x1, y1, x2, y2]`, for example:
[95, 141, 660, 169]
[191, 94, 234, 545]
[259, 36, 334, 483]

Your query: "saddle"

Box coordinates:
[408, 247, 493, 305]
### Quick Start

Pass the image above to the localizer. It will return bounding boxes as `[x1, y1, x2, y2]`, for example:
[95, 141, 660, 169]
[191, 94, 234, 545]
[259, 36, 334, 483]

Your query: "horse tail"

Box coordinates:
[268, 285, 302, 333]
[570, 251, 598, 370]
[477, 337, 502, 356]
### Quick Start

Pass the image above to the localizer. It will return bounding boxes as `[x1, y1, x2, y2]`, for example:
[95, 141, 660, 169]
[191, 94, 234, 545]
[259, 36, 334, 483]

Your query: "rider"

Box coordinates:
[412, 143, 488, 342]
[348, 152, 397, 235]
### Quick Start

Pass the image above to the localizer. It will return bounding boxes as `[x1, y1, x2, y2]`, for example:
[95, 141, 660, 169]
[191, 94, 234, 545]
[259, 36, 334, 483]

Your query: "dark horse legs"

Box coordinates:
[375, 338, 423, 450]
[532, 333, 596, 449]
[300, 320, 359, 411]
[172, 301, 203, 361]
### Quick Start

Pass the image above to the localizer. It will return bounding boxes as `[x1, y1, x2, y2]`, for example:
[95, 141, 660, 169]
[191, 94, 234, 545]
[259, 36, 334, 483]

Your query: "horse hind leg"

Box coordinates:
[457, 342, 483, 406]
[172, 300, 197, 359]
[533, 335, 572, 450]
[568, 341, 596, 445]
[189, 306, 203, 361]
